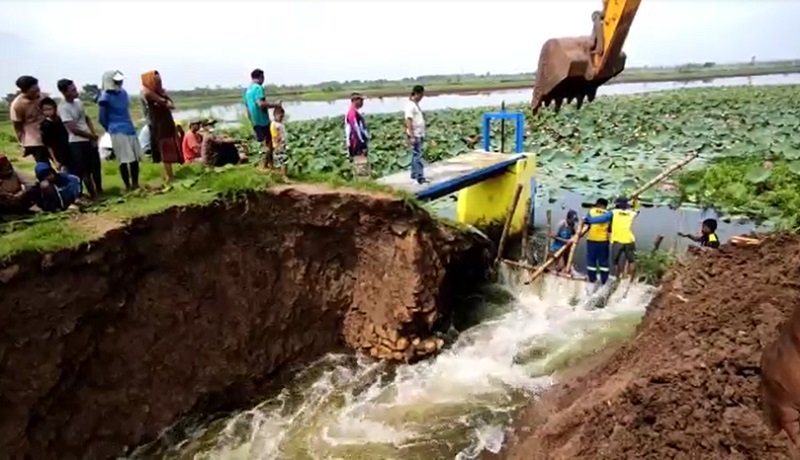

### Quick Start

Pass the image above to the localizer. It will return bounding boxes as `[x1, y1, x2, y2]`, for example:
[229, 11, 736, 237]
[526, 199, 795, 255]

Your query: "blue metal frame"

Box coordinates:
[414, 154, 527, 201]
[481, 112, 525, 153]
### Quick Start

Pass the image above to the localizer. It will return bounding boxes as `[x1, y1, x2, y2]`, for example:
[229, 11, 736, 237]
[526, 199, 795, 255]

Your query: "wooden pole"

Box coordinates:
[630, 152, 700, 199]
[544, 209, 552, 262]
[524, 229, 582, 283]
[562, 218, 583, 275]
[494, 184, 524, 267]
[520, 197, 532, 263]
[652, 235, 664, 252]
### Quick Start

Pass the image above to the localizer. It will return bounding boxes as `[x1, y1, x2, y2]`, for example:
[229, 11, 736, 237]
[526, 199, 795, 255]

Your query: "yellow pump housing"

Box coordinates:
[532, 0, 641, 114]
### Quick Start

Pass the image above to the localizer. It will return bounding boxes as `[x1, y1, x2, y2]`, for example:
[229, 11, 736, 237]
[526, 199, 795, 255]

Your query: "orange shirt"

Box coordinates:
[182, 131, 201, 162]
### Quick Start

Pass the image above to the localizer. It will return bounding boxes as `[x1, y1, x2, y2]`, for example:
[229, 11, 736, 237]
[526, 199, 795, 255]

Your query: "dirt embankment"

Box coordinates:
[498, 234, 800, 459]
[0, 185, 491, 459]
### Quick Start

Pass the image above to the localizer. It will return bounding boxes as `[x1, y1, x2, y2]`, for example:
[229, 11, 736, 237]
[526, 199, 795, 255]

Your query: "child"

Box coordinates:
[270, 106, 288, 176]
[550, 210, 578, 271]
[39, 97, 71, 172]
[678, 218, 720, 249]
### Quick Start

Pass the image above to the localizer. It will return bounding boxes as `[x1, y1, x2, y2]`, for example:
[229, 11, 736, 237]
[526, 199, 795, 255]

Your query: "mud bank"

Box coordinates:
[497, 234, 799, 459]
[0, 185, 491, 459]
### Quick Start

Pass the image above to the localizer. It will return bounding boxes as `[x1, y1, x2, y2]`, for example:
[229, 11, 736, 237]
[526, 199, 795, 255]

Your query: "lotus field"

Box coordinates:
[228, 85, 800, 229]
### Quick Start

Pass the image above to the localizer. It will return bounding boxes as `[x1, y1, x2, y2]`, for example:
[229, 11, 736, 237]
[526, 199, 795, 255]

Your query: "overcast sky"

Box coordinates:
[1, 0, 799, 94]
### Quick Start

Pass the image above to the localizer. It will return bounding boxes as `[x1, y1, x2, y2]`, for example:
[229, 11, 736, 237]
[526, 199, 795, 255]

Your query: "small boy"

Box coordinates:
[678, 218, 720, 249]
[33, 162, 82, 212]
[270, 106, 288, 176]
[550, 210, 578, 271]
[39, 97, 71, 172]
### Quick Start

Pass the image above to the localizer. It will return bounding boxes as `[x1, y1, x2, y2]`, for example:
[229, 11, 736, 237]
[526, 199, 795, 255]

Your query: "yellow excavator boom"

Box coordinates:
[532, 0, 641, 114]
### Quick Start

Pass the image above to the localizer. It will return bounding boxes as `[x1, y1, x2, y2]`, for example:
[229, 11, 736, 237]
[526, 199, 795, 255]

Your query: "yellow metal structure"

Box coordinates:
[455, 155, 537, 233]
[531, 0, 641, 114]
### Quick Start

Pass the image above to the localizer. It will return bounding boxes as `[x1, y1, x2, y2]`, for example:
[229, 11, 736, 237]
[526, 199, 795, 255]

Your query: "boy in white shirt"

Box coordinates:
[404, 85, 428, 184]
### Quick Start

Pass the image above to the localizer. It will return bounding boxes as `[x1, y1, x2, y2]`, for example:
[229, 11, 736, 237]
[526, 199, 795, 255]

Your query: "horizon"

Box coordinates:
[2, 0, 799, 94]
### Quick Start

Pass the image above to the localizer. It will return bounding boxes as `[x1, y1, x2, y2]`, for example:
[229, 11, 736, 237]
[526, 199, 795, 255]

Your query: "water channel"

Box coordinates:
[137, 75, 772, 459]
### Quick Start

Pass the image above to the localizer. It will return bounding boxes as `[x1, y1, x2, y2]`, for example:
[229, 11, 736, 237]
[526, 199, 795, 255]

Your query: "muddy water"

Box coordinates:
[173, 73, 800, 124]
[131, 272, 655, 460]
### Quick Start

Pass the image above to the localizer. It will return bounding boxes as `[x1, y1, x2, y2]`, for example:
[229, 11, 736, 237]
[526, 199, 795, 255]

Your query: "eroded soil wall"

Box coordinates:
[498, 234, 799, 459]
[0, 185, 490, 459]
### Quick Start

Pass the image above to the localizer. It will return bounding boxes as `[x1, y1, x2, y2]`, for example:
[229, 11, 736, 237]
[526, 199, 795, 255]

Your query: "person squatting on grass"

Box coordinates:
[33, 161, 81, 212]
[270, 106, 288, 176]
[345, 92, 370, 178]
[405, 85, 428, 184]
[0, 155, 35, 215]
[57, 78, 103, 198]
[141, 70, 182, 186]
[98, 70, 142, 191]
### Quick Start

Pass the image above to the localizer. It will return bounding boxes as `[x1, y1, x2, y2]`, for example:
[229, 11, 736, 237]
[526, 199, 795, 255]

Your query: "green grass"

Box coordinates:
[0, 216, 89, 259]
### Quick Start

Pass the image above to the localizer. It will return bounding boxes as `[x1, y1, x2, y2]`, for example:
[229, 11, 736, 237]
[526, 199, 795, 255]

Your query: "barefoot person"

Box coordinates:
[141, 70, 181, 185]
[244, 69, 281, 169]
[404, 85, 427, 184]
[10, 75, 47, 163]
[270, 106, 288, 176]
[345, 92, 370, 178]
[57, 79, 102, 198]
[98, 70, 142, 191]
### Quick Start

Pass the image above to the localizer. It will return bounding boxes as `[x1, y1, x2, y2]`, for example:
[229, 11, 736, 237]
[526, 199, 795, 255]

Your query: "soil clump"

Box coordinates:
[498, 234, 800, 459]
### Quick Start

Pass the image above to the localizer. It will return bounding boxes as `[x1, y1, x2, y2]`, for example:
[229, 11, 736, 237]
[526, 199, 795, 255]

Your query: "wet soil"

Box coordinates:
[0, 185, 491, 459]
[497, 234, 800, 459]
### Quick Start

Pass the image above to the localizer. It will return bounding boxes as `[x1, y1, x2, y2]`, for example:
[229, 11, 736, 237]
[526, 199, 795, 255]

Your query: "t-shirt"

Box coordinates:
[57, 99, 91, 143]
[9, 94, 44, 147]
[40, 118, 71, 165]
[700, 232, 720, 248]
[244, 83, 269, 127]
[404, 100, 425, 138]
[270, 121, 286, 151]
[182, 131, 201, 162]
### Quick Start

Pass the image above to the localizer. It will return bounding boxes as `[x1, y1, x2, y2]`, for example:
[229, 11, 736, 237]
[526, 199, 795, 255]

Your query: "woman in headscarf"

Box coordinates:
[0, 155, 34, 215]
[141, 70, 180, 185]
[98, 70, 142, 191]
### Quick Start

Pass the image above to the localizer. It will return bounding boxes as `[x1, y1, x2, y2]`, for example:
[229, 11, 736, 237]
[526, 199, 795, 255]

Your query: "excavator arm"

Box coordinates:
[532, 0, 641, 114]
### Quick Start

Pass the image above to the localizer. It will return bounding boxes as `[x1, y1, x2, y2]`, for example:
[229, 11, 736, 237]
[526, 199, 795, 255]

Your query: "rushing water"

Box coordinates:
[173, 73, 800, 124]
[131, 272, 656, 460]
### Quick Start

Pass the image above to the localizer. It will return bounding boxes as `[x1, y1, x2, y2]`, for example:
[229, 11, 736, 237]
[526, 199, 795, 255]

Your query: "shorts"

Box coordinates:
[274, 149, 288, 167]
[612, 242, 636, 266]
[253, 125, 272, 144]
[23, 146, 50, 163]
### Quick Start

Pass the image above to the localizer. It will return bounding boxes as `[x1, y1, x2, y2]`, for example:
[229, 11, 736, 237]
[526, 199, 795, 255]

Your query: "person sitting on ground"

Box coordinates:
[181, 119, 203, 163]
[0, 155, 35, 216]
[33, 162, 82, 212]
[550, 209, 578, 272]
[678, 218, 720, 249]
[586, 196, 640, 280]
[40, 97, 71, 171]
[270, 106, 288, 176]
[200, 119, 247, 168]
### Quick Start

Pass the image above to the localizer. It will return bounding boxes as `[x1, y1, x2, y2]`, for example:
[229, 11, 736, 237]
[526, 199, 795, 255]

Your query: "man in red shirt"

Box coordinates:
[181, 119, 202, 163]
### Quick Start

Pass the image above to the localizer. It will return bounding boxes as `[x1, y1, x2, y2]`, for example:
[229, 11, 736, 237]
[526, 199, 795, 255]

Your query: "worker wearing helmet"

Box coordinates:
[585, 196, 639, 279]
[583, 198, 611, 285]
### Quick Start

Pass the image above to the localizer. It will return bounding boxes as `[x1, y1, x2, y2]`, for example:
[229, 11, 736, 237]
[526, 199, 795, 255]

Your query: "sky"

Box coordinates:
[1, 0, 799, 94]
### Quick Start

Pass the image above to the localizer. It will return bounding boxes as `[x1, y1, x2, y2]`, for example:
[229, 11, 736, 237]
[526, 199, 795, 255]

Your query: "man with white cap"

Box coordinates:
[98, 70, 143, 190]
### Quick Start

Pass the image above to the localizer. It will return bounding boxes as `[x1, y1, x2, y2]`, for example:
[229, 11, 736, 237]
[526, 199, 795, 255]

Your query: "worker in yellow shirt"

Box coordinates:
[585, 196, 639, 279]
[582, 198, 611, 285]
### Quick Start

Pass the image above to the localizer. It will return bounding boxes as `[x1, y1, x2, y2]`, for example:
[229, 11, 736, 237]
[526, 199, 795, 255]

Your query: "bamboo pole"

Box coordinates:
[544, 209, 552, 262]
[652, 235, 664, 252]
[524, 229, 582, 283]
[520, 197, 532, 263]
[494, 184, 524, 268]
[562, 218, 584, 274]
[629, 152, 700, 199]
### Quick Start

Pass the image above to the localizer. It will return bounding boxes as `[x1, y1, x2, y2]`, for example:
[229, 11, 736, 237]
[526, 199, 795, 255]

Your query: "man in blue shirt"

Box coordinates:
[244, 69, 282, 168]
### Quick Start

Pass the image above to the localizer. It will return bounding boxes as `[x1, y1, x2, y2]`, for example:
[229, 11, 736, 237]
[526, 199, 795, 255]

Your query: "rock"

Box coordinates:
[396, 337, 409, 351]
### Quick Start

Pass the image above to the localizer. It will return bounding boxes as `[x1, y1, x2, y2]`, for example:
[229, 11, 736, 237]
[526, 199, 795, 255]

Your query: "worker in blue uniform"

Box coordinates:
[584, 196, 640, 279]
[583, 198, 611, 285]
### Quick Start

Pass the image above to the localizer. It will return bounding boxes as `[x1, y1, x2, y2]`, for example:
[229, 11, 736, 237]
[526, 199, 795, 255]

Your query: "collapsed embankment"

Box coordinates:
[0, 184, 491, 459]
[497, 234, 799, 459]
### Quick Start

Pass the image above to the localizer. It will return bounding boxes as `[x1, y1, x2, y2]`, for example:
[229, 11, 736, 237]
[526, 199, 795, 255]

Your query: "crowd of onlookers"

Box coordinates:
[1, 66, 431, 218]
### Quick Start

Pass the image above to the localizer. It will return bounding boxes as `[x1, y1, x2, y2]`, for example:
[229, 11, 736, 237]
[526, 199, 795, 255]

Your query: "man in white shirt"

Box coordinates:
[404, 85, 427, 184]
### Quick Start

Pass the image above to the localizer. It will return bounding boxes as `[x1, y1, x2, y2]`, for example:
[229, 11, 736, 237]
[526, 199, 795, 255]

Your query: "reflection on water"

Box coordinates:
[173, 73, 800, 124]
[130, 273, 655, 460]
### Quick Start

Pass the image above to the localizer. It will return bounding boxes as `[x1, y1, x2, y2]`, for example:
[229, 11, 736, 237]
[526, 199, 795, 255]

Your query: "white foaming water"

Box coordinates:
[132, 271, 656, 460]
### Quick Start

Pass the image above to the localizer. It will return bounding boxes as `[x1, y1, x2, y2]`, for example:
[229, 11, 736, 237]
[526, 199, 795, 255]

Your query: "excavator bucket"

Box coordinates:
[531, 37, 626, 115]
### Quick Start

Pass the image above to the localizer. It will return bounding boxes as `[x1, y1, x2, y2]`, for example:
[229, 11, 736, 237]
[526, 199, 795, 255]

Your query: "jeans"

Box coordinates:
[410, 137, 425, 181]
[586, 240, 610, 284]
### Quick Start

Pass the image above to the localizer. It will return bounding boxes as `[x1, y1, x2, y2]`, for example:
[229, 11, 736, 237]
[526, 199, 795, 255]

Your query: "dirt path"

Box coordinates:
[498, 234, 800, 459]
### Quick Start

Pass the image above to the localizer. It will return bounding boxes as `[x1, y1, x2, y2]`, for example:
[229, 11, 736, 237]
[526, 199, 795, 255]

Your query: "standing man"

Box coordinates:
[583, 198, 611, 288]
[57, 79, 102, 198]
[585, 196, 639, 280]
[10, 75, 47, 163]
[244, 69, 281, 169]
[345, 92, 369, 178]
[404, 85, 428, 184]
